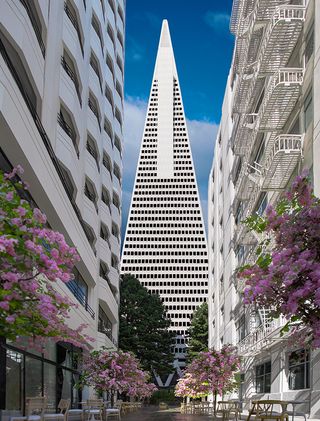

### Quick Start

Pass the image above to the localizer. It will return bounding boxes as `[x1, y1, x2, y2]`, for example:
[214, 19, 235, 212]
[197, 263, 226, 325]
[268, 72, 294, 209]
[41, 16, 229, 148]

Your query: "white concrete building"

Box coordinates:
[121, 20, 208, 387]
[0, 0, 124, 412]
[208, 0, 320, 417]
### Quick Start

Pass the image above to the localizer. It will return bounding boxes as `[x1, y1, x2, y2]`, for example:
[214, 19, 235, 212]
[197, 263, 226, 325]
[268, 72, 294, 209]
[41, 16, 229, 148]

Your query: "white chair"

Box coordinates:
[43, 399, 70, 421]
[83, 399, 104, 421]
[67, 407, 83, 421]
[11, 397, 47, 421]
[105, 401, 122, 420]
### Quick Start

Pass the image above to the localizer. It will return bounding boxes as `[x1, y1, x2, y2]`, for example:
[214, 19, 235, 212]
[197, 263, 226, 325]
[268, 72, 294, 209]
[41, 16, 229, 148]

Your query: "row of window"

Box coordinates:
[161, 296, 206, 303]
[123, 266, 207, 273]
[128, 223, 203, 228]
[143, 281, 207, 287]
[123, 250, 207, 256]
[129, 206, 201, 213]
[254, 350, 310, 393]
[136, 273, 208, 278]
[123, 258, 208, 264]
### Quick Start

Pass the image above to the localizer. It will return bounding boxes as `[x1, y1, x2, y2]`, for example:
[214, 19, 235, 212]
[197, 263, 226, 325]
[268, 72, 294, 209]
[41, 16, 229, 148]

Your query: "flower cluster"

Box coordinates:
[0, 166, 92, 348]
[175, 345, 240, 400]
[239, 171, 320, 347]
[81, 349, 157, 399]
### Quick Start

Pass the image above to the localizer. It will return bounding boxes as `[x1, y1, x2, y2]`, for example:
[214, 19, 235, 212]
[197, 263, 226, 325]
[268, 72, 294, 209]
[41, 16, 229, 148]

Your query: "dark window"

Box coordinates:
[255, 192, 267, 217]
[305, 25, 314, 64]
[255, 361, 271, 393]
[288, 349, 310, 390]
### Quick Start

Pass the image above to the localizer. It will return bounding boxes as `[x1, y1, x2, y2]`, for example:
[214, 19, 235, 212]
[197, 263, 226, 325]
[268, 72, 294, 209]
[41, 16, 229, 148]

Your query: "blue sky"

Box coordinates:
[122, 0, 235, 239]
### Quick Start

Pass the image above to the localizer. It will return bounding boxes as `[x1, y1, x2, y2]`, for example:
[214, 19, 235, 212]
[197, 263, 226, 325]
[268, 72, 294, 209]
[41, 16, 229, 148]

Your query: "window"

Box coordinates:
[58, 105, 79, 157]
[84, 178, 97, 210]
[103, 152, 112, 174]
[255, 361, 271, 393]
[61, 51, 82, 106]
[104, 118, 113, 140]
[88, 93, 101, 130]
[304, 90, 313, 131]
[288, 349, 310, 390]
[90, 52, 102, 91]
[98, 306, 113, 340]
[255, 192, 267, 216]
[237, 314, 246, 342]
[101, 187, 111, 208]
[91, 14, 103, 52]
[305, 25, 314, 64]
[64, 1, 83, 55]
[86, 135, 99, 170]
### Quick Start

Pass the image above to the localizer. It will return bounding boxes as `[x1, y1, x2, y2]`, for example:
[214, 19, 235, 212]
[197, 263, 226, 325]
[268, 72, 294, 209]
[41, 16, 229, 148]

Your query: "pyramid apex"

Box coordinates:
[159, 19, 171, 47]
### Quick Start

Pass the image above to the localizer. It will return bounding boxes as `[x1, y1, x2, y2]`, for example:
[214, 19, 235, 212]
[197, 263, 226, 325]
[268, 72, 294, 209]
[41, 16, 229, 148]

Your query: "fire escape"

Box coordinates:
[230, 0, 305, 356]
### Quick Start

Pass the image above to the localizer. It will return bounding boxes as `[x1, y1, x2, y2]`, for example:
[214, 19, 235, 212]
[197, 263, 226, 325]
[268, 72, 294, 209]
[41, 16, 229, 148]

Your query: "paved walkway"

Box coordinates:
[123, 406, 212, 420]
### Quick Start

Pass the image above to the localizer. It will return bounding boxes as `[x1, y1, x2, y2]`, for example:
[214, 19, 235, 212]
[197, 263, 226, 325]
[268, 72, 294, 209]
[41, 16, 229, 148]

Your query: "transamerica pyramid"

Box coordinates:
[121, 20, 208, 387]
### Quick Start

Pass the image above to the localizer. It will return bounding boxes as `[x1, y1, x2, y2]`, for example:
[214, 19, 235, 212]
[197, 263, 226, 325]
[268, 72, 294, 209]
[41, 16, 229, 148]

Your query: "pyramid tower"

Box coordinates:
[121, 20, 208, 386]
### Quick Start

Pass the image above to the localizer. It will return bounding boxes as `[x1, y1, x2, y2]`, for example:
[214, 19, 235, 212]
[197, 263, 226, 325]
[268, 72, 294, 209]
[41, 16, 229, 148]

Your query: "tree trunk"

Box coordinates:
[213, 390, 217, 416]
[0, 335, 6, 412]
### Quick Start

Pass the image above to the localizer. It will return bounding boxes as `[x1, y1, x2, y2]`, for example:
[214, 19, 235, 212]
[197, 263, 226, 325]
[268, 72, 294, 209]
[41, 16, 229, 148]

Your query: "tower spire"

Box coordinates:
[121, 20, 208, 388]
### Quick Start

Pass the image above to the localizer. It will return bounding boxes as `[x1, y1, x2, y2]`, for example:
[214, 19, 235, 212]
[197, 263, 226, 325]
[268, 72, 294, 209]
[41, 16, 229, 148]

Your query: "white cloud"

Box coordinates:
[204, 11, 230, 33]
[121, 97, 218, 238]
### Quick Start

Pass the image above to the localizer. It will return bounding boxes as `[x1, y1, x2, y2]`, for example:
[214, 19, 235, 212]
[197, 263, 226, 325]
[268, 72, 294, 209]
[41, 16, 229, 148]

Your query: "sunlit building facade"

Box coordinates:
[0, 0, 125, 414]
[121, 20, 208, 387]
[208, 0, 320, 416]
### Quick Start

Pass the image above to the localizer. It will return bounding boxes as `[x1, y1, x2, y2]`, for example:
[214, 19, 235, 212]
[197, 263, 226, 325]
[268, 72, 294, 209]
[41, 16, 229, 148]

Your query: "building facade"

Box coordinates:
[0, 0, 124, 414]
[208, 0, 320, 417]
[121, 20, 208, 387]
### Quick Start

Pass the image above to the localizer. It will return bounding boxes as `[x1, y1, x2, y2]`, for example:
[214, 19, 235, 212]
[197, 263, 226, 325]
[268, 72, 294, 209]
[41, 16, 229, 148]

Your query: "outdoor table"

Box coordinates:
[287, 400, 309, 421]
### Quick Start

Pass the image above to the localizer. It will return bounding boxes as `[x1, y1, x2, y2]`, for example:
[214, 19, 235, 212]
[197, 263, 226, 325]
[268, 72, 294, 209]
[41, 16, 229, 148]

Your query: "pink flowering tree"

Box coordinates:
[175, 345, 241, 412]
[238, 171, 320, 347]
[80, 348, 157, 402]
[0, 166, 92, 349]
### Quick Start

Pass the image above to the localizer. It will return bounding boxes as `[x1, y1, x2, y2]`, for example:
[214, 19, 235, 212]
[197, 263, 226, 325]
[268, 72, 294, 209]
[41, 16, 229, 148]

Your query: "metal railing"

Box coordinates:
[19, 0, 45, 57]
[98, 320, 118, 346]
[90, 56, 103, 91]
[238, 315, 287, 356]
[86, 141, 100, 171]
[61, 56, 82, 106]
[57, 112, 79, 158]
[88, 98, 101, 131]
[259, 68, 304, 131]
[66, 279, 95, 319]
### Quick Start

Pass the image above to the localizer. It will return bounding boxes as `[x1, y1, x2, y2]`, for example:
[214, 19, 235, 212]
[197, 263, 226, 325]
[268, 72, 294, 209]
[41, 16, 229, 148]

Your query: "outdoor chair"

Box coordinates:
[217, 401, 240, 421]
[105, 401, 122, 420]
[43, 399, 70, 421]
[11, 397, 48, 421]
[83, 399, 104, 421]
[67, 406, 83, 421]
[250, 400, 289, 421]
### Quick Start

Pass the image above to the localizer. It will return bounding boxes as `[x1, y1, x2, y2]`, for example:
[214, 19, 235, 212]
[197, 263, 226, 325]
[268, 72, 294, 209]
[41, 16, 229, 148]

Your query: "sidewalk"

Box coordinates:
[123, 406, 212, 420]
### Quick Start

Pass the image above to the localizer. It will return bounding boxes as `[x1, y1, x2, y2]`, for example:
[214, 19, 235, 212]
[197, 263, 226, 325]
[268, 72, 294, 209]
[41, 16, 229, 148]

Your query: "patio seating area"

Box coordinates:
[8, 398, 144, 421]
[179, 399, 310, 421]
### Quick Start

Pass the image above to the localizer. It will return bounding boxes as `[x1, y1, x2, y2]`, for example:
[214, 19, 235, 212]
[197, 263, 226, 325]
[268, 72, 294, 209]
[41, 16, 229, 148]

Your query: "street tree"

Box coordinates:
[187, 302, 208, 361]
[119, 274, 174, 377]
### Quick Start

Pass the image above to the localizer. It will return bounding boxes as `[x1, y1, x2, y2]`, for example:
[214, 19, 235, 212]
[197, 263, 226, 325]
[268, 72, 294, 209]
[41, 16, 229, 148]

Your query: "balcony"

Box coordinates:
[66, 279, 95, 319]
[259, 68, 303, 131]
[238, 315, 287, 356]
[19, 0, 46, 57]
[258, 5, 305, 75]
[262, 134, 303, 190]
[230, 0, 255, 37]
[231, 115, 256, 156]
[61, 56, 82, 106]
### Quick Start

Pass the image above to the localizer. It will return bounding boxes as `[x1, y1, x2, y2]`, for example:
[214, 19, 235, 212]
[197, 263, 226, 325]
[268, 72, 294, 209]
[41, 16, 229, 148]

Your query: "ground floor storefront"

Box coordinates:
[0, 338, 84, 420]
[239, 346, 320, 419]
